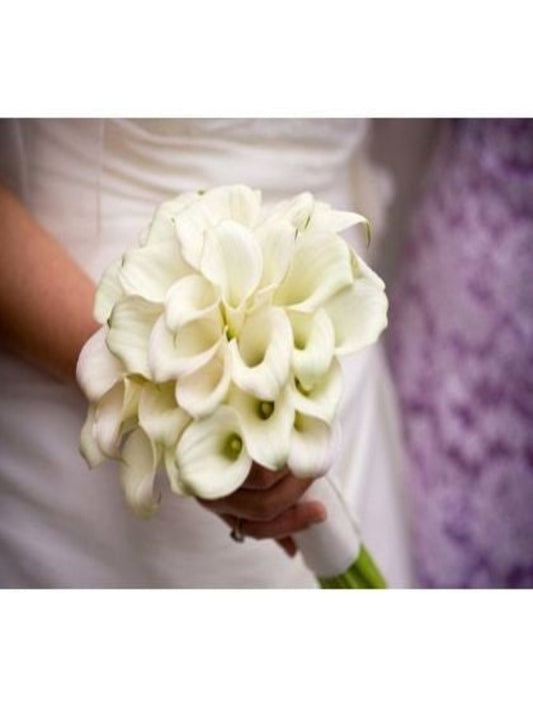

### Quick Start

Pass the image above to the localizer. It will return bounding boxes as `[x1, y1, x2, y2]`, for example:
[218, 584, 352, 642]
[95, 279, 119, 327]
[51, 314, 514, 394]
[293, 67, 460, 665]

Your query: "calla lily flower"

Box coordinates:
[173, 185, 261, 269]
[139, 192, 200, 247]
[107, 296, 163, 377]
[79, 375, 141, 466]
[138, 382, 190, 448]
[269, 191, 315, 231]
[323, 251, 388, 355]
[288, 413, 341, 478]
[200, 184, 261, 229]
[229, 306, 293, 400]
[120, 427, 160, 519]
[176, 345, 232, 418]
[175, 405, 252, 499]
[165, 274, 220, 331]
[93, 257, 125, 325]
[305, 201, 370, 241]
[148, 311, 224, 382]
[118, 238, 193, 303]
[79, 405, 105, 468]
[289, 358, 343, 424]
[154, 192, 201, 224]
[76, 327, 124, 402]
[93, 377, 141, 458]
[200, 220, 263, 313]
[254, 217, 296, 294]
[274, 231, 353, 312]
[228, 385, 294, 471]
[289, 309, 335, 389]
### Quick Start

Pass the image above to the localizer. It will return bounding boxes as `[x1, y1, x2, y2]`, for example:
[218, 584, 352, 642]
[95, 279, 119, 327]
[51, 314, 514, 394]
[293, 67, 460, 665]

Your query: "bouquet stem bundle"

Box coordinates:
[295, 476, 387, 589]
[319, 546, 387, 589]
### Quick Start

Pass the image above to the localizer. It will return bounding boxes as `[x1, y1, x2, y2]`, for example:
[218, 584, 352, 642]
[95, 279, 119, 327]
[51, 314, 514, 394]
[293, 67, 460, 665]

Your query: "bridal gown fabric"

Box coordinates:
[0, 119, 412, 588]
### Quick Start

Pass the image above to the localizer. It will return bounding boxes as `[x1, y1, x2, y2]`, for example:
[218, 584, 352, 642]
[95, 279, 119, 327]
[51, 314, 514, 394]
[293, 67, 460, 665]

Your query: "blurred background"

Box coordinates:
[373, 119, 533, 587]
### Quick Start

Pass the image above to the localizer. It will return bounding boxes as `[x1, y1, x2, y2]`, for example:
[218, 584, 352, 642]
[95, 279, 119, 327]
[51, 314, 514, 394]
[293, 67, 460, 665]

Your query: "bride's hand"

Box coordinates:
[198, 463, 327, 558]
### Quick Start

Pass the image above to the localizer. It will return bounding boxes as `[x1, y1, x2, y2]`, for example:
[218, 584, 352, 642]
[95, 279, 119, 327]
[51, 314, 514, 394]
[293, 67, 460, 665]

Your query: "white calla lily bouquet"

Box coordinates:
[77, 185, 388, 588]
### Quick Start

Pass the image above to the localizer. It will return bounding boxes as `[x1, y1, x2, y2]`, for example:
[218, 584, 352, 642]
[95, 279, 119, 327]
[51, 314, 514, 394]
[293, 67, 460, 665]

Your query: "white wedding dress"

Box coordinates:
[0, 119, 412, 587]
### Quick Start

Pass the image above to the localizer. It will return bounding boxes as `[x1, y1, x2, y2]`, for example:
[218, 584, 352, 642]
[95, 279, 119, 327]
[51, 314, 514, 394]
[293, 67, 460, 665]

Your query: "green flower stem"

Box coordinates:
[318, 544, 387, 589]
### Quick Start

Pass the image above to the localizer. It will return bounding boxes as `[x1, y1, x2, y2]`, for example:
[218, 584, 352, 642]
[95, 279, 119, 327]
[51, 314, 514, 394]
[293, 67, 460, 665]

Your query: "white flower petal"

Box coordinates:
[350, 248, 386, 289]
[173, 199, 215, 269]
[289, 309, 335, 388]
[165, 274, 220, 330]
[229, 306, 292, 399]
[107, 297, 162, 376]
[157, 192, 201, 220]
[76, 328, 124, 402]
[172, 186, 260, 269]
[306, 201, 370, 240]
[148, 312, 224, 382]
[224, 184, 261, 227]
[93, 378, 141, 458]
[201, 185, 261, 227]
[289, 358, 343, 423]
[144, 192, 200, 246]
[93, 384, 125, 457]
[120, 428, 160, 518]
[176, 344, 232, 418]
[93, 258, 124, 324]
[254, 217, 296, 292]
[270, 192, 315, 231]
[288, 414, 341, 478]
[79, 404, 105, 468]
[138, 382, 190, 448]
[138, 225, 151, 246]
[119, 239, 192, 303]
[274, 232, 352, 312]
[223, 302, 247, 339]
[200, 220, 263, 310]
[164, 444, 189, 496]
[228, 386, 294, 470]
[323, 253, 388, 354]
[176, 406, 252, 499]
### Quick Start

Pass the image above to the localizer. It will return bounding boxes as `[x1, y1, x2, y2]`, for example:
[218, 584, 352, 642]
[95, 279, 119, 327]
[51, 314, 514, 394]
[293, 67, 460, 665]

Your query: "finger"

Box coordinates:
[241, 462, 289, 490]
[219, 512, 298, 557]
[241, 501, 327, 540]
[201, 473, 315, 521]
[276, 536, 298, 557]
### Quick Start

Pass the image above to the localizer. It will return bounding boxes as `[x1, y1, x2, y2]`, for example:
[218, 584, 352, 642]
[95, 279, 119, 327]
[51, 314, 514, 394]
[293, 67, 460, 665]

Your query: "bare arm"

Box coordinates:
[0, 186, 98, 383]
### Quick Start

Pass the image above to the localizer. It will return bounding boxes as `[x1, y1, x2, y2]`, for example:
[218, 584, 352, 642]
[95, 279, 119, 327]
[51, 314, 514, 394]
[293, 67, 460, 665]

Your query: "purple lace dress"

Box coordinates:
[387, 119, 533, 587]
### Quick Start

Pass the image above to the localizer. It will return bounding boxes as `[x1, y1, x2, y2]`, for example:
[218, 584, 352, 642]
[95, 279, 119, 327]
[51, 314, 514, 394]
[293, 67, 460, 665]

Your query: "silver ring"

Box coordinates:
[230, 517, 245, 543]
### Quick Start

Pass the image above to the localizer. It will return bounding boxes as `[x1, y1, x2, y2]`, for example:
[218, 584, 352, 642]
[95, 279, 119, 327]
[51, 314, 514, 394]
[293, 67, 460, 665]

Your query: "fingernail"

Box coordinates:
[312, 508, 328, 524]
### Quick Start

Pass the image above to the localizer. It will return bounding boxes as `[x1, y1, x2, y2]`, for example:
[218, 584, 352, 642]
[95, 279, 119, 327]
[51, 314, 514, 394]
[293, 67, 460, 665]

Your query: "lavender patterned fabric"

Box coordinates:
[387, 119, 533, 587]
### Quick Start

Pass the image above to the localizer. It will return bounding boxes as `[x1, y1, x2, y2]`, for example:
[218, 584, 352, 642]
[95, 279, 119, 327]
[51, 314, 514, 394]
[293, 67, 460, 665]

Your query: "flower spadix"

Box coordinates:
[289, 413, 341, 478]
[228, 386, 294, 471]
[290, 358, 343, 424]
[175, 406, 252, 499]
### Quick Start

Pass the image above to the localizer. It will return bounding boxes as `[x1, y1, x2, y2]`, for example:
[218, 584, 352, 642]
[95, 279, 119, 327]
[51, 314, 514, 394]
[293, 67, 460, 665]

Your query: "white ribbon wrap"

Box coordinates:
[295, 475, 362, 579]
